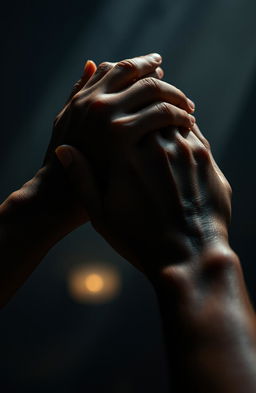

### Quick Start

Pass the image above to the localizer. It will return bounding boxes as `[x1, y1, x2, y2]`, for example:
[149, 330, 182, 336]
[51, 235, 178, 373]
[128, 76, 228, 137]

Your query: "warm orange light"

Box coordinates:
[68, 263, 121, 304]
[85, 274, 104, 293]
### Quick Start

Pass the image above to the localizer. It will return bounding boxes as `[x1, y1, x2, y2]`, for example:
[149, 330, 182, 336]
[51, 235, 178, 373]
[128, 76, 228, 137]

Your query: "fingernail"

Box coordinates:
[83, 60, 92, 74]
[55, 146, 73, 168]
[188, 98, 195, 111]
[151, 53, 162, 62]
[156, 67, 164, 78]
[189, 115, 196, 125]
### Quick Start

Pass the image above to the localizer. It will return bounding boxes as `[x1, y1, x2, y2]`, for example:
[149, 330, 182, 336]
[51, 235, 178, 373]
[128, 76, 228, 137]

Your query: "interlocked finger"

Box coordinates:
[84, 61, 115, 89]
[116, 77, 195, 114]
[112, 102, 196, 143]
[102, 53, 162, 93]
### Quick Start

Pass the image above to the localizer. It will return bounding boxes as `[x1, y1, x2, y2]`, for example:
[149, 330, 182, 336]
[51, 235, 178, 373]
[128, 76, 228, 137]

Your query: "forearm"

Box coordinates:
[0, 157, 87, 307]
[153, 244, 256, 393]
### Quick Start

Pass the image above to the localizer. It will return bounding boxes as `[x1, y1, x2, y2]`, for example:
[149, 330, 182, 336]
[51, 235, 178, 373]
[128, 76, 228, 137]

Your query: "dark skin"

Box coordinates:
[2, 52, 256, 392]
[0, 53, 195, 306]
[58, 110, 256, 390]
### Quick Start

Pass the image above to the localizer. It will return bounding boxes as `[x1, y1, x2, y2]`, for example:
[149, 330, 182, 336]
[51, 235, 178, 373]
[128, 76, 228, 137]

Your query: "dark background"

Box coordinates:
[1, 1, 256, 392]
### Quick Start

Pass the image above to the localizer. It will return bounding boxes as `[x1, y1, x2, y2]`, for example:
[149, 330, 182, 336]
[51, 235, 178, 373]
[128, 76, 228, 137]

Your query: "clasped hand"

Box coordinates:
[45, 53, 233, 281]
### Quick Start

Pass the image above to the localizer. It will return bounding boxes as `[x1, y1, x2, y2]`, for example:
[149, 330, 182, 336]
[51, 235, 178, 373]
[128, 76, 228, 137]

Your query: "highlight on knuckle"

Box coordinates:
[88, 94, 111, 114]
[176, 136, 191, 157]
[142, 76, 160, 93]
[156, 101, 171, 116]
[116, 59, 137, 74]
[193, 144, 210, 163]
[178, 110, 191, 126]
[98, 61, 113, 73]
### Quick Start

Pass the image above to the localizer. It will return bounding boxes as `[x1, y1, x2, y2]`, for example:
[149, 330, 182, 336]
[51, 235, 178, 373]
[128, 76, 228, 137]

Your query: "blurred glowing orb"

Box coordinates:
[85, 274, 104, 293]
[68, 263, 121, 304]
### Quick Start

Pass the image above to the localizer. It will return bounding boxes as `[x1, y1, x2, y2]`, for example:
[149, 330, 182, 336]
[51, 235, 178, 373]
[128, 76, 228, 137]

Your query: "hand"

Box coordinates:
[55, 123, 232, 278]
[47, 53, 195, 232]
[32, 53, 168, 232]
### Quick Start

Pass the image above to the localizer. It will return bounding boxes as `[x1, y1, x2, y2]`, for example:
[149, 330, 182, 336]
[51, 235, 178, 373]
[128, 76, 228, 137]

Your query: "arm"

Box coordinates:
[0, 60, 98, 306]
[155, 238, 256, 393]
[58, 124, 256, 392]
[0, 53, 194, 307]
[0, 159, 87, 307]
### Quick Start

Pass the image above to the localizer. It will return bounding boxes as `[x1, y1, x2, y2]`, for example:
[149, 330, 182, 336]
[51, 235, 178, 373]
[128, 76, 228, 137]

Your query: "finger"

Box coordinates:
[183, 131, 225, 184]
[169, 131, 199, 201]
[81, 59, 97, 83]
[116, 77, 195, 114]
[102, 53, 162, 93]
[144, 66, 164, 80]
[190, 125, 222, 173]
[86, 65, 164, 93]
[55, 145, 102, 220]
[185, 132, 231, 197]
[83, 61, 115, 88]
[188, 126, 227, 183]
[191, 124, 210, 148]
[68, 60, 97, 101]
[112, 103, 196, 142]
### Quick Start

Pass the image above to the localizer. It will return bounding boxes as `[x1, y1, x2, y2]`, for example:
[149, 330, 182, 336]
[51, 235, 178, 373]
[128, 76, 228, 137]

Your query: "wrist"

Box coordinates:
[150, 239, 239, 298]
[0, 157, 88, 307]
[153, 241, 256, 393]
[37, 156, 89, 230]
[2, 156, 88, 245]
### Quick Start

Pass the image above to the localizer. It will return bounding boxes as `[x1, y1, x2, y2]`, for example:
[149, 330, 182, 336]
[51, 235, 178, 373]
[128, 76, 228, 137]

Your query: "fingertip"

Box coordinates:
[187, 98, 195, 113]
[85, 59, 97, 72]
[189, 114, 196, 128]
[83, 60, 97, 80]
[156, 67, 164, 79]
[149, 53, 162, 63]
[55, 145, 73, 168]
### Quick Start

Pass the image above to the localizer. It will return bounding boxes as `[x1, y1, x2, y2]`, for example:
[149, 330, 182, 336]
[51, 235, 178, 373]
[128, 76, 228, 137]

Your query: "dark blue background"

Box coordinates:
[1, 1, 256, 392]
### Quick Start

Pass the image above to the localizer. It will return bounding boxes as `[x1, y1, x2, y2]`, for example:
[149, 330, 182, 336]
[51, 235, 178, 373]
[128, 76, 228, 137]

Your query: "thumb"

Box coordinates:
[68, 60, 97, 101]
[55, 145, 102, 219]
[81, 60, 97, 84]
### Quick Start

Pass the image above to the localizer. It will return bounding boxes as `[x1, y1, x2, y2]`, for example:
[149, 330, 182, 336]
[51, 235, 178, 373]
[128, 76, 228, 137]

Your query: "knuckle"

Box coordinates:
[141, 76, 160, 93]
[193, 144, 210, 162]
[116, 59, 137, 74]
[179, 110, 191, 126]
[97, 61, 113, 73]
[202, 137, 211, 150]
[156, 101, 171, 115]
[176, 136, 192, 157]
[88, 95, 112, 114]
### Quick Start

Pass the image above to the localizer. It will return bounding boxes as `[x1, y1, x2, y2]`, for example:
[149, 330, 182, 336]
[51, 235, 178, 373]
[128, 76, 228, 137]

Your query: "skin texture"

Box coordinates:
[45, 53, 195, 229]
[2, 51, 256, 392]
[57, 125, 256, 392]
[56, 125, 230, 272]
[0, 53, 194, 306]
